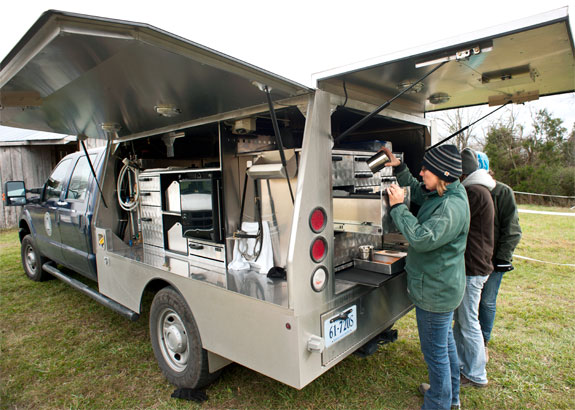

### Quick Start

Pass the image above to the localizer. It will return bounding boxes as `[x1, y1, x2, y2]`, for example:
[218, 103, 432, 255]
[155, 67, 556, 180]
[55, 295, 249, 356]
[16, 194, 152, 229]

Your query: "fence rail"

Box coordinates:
[514, 191, 575, 208]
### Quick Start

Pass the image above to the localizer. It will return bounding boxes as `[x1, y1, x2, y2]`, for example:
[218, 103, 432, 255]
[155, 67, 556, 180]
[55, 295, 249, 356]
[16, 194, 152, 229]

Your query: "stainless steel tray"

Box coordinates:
[354, 257, 405, 275]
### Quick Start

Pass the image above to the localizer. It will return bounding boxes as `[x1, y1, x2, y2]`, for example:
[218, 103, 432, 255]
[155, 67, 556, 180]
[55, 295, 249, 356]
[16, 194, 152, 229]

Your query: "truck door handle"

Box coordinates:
[141, 217, 153, 222]
[331, 156, 343, 162]
[189, 243, 204, 250]
[56, 201, 68, 206]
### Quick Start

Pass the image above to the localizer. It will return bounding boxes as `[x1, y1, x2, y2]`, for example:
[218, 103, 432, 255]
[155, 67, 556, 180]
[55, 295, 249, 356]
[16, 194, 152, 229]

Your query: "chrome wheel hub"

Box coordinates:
[157, 308, 189, 372]
[25, 245, 37, 273]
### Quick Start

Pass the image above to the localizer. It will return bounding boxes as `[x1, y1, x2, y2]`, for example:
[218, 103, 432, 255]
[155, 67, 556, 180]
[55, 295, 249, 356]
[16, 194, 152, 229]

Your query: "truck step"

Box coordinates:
[42, 263, 140, 321]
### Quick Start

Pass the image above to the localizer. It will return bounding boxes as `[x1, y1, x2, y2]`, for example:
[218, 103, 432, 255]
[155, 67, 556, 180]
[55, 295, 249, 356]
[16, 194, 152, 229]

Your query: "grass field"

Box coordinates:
[1, 204, 574, 409]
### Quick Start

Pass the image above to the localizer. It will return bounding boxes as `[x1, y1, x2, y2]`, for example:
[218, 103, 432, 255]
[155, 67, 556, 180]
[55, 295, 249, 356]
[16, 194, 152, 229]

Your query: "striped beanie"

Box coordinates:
[422, 144, 462, 182]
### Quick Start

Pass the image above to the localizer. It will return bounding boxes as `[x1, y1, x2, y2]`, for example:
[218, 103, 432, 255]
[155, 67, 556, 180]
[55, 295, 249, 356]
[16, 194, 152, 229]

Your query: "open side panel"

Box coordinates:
[315, 8, 574, 114]
[0, 10, 311, 140]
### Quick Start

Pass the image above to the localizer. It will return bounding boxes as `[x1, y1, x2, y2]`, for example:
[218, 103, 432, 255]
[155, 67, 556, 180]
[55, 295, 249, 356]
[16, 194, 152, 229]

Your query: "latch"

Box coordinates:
[307, 335, 325, 353]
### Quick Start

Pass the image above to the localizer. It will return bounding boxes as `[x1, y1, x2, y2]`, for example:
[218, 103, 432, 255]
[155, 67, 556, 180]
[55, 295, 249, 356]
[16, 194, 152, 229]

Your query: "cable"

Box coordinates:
[513, 254, 575, 267]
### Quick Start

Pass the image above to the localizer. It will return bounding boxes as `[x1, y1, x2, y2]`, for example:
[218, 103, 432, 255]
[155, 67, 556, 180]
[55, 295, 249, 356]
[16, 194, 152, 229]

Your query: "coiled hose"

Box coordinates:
[117, 160, 139, 212]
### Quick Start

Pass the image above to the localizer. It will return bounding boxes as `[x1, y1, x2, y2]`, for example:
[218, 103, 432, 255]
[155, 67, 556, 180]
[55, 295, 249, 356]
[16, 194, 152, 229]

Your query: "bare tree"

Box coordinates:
[433, 107, 485, 150]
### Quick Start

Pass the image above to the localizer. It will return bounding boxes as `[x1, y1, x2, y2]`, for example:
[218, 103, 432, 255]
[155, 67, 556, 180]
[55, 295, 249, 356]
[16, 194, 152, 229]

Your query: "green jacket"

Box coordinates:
[492, 181, 522, 264]
[390, 164, 470, 313]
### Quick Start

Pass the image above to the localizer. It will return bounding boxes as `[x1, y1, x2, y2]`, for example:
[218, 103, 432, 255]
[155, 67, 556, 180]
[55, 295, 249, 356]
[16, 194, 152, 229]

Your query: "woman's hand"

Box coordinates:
[387, 184, 405, 206]
[380, 147, 401, 167]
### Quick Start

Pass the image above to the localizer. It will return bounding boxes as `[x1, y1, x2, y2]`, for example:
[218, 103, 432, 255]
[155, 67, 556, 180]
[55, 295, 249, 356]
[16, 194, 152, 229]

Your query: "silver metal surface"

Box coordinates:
[1, 11, 311, 139]
[333, 196, 383, 229]
[140, 206, 163, 247]
[139, 191, 162, 207]
[286, 91, 334, 313]
[165, 181, 181, 213]
[227, 269, 288, 307]
[333, 232, 381, 268]
[138, 174, 161, 192]
[354, 258, 405, 275]
[143, 244, 165, 268]
[188, 240, 225, 262]
[166, 223, 187, 254]
[320, 273, 412, 366]
[315, 8, 574, 113]
[331, 149, 394, 193]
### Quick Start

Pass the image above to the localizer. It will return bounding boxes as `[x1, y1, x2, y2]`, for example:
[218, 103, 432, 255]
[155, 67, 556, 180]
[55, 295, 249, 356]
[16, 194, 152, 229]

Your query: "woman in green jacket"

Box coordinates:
[383, 144, 469, 410]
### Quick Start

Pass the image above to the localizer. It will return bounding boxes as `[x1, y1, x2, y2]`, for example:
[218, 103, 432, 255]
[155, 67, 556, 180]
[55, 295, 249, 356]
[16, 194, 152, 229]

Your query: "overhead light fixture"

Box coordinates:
[100, 122, 121, 132]
[415, 44, 493, 68]
[397, 81, 424, 93]
[251, 81, 269, 92]
[155, 104, 182, 117]
[428, 92, 450, 105]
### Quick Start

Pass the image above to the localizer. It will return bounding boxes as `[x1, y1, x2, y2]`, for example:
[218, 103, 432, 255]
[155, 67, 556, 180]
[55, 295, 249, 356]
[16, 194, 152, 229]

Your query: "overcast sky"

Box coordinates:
[1, 0, 574, 140]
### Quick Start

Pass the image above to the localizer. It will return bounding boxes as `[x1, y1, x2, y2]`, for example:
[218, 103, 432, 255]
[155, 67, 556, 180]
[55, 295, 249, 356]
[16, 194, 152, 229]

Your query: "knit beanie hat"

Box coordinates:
[476, 151, 490, 171]
[422, 144, 462, 182]
[461, 148, 479, 175]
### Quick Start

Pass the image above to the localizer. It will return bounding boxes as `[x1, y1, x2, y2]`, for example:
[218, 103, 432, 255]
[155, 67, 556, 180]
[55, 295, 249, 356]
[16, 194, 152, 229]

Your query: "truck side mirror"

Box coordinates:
[3, 181, 27, 206]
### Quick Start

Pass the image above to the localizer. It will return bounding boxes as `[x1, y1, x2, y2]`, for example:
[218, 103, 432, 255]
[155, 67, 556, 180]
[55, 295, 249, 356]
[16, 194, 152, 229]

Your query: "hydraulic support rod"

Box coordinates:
[335, 61, 448, 144]
[264, 85, 295, 204]
[80, 138, 108, 208]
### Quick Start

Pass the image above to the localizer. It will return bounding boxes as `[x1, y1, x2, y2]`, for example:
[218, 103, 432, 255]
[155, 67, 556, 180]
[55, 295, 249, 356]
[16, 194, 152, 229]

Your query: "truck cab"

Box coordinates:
[9, 148, 104, 281]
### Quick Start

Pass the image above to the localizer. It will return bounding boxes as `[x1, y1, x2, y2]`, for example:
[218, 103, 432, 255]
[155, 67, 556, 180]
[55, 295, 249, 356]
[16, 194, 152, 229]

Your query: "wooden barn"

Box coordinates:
[0, 125, 105, 228]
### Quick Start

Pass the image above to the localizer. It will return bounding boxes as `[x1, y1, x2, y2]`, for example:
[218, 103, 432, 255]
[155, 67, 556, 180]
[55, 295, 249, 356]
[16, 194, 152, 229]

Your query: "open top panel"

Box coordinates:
[315, 8, 574, 113]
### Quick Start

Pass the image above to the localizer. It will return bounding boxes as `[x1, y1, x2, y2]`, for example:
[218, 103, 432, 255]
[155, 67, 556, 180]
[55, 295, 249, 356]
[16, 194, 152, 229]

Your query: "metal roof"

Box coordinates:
[0, 125, 74, 145]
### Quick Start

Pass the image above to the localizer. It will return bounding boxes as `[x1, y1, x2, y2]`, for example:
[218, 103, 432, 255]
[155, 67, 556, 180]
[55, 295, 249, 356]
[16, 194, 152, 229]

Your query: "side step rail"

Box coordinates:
[42, 263, 140, 321]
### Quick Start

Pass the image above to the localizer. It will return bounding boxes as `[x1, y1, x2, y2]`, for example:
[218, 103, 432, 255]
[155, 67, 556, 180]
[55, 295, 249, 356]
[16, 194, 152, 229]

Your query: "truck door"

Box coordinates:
[31, 157, 73, 264]
[58, 153, 99, 278]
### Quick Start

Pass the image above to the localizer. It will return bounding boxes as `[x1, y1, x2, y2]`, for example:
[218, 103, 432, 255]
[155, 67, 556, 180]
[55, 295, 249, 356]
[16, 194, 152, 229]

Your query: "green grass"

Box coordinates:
[1, 208, 574, 409]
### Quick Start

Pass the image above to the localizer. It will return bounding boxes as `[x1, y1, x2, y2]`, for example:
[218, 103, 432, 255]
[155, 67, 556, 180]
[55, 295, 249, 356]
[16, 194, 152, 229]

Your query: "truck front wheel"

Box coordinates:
[150, 286, 219, 389]
[21, 235, 50, 281]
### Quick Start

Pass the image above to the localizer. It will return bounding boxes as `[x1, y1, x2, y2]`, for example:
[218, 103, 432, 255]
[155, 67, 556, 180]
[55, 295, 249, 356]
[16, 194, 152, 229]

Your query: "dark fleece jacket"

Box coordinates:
[464, 183, 495, 276]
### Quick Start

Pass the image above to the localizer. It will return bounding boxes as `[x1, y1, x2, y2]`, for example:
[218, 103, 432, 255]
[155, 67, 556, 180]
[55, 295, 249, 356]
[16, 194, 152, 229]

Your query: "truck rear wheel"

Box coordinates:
[150, 286, 219, 389]
[21, 235, 50, 281]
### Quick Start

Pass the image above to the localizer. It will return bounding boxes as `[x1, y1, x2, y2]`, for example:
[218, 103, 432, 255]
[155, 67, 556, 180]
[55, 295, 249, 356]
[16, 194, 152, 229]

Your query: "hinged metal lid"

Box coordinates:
[0, 10, 311, 139]
[315, 8, 574, 113]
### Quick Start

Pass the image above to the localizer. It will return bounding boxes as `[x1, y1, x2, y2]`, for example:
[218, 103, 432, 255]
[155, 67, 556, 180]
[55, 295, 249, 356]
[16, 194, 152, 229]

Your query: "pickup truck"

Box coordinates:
[2, 8, 572, 392]
[10, 147, 105, 283]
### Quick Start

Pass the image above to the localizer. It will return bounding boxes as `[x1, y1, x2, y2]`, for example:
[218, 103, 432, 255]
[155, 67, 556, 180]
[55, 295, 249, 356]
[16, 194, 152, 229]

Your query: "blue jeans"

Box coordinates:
[479, 271, 504, 343]
[416, 307, 460, 410]
[453, 275, 489, 385]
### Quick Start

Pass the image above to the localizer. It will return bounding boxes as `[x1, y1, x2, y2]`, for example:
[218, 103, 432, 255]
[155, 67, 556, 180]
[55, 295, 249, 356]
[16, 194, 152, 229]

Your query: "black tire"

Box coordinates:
[21, 234, 50, 282]
[150, 286, 220, 389]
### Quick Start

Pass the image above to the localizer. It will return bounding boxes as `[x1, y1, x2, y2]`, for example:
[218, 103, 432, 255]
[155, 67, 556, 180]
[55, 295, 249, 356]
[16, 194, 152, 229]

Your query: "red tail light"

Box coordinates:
[310, 207, 327, 233]
[311, 237, 327, 263]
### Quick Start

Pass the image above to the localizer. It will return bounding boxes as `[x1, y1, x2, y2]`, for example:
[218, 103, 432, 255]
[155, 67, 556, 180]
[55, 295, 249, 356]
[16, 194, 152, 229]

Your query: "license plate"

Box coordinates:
[324, 305, 357, 347]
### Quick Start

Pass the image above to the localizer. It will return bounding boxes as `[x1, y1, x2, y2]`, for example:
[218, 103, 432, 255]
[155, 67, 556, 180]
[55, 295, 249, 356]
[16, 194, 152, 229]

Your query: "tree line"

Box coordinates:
[484, 109, 574, 199]
[435, 107, 574, 203]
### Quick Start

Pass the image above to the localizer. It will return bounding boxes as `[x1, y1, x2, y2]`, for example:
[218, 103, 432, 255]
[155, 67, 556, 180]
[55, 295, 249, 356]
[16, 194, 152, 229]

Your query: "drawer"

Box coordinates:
[140, 191, 162, 206]
[138, 174, 160, 191]
[188, 240, 225, 262]
[141, 206, 163, 247]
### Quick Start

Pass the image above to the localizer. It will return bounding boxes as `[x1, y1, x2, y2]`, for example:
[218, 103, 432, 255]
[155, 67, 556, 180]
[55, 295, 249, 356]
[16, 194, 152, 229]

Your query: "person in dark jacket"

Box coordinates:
[453, 148, 495, 388]
[475, 151, 522, 360]
[383, 145, 469, 410]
